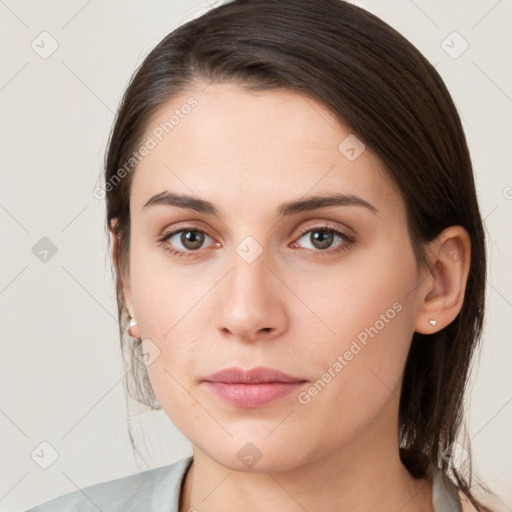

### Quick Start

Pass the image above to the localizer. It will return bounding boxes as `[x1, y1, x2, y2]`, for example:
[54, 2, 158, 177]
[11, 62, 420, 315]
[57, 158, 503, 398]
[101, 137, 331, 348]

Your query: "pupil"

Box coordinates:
[183, 231, 203, 250]
[312, 231, 332, 249]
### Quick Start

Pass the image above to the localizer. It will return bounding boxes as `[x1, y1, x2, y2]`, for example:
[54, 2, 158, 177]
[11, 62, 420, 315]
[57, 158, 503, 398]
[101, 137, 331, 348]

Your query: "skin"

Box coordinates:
[111, 82, 471, 512]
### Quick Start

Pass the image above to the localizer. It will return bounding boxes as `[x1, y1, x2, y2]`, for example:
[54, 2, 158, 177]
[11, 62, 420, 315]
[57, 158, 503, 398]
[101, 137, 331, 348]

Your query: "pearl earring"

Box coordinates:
[128, 315, 138, 337]
[429, 319, 437, 327]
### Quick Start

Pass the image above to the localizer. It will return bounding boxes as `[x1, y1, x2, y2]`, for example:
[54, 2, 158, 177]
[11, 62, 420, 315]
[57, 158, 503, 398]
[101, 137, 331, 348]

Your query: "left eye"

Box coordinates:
[293, 227, 352, 252]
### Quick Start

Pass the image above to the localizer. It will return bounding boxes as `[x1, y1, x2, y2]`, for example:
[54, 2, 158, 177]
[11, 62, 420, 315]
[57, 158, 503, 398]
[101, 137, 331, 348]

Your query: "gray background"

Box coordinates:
[0, 0, 511, 510]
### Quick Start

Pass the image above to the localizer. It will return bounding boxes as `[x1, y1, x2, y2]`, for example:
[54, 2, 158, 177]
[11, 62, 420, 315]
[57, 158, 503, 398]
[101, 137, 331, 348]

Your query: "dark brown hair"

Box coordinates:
[103, 0, 494, 509]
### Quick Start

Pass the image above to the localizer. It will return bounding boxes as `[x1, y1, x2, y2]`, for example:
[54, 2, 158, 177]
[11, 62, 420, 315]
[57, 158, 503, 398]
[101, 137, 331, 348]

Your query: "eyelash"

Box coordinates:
[157, 224, 356, 259]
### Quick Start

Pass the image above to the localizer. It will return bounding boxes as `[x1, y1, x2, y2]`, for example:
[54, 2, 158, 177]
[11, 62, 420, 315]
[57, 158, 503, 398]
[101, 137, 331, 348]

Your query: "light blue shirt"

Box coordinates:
[24, 455, 462, 511]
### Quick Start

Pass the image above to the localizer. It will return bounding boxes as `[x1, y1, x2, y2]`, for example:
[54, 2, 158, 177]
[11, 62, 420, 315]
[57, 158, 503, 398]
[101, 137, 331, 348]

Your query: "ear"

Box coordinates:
[109, 218, 140, 338]
[414, 226, 471, 334]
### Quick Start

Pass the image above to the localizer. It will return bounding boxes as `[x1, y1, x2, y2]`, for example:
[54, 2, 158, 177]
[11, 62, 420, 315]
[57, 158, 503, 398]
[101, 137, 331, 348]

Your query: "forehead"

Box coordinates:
[130, 83, 401, 221]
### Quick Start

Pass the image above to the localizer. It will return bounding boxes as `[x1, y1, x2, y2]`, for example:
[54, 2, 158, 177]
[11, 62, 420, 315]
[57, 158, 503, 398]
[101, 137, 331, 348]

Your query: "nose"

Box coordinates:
[214, 249, 288, 343]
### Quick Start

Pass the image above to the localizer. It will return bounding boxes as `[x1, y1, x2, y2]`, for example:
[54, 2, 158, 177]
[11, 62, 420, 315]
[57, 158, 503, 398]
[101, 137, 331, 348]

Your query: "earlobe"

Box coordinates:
[128, 315, 140, 339]
[414, 226, 471, 334]
[121, 278, 137, 334]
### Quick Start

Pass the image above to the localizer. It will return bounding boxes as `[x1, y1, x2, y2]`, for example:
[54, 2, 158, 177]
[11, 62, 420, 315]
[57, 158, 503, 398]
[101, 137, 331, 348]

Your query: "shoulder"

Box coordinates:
[23, 455, 193, 512]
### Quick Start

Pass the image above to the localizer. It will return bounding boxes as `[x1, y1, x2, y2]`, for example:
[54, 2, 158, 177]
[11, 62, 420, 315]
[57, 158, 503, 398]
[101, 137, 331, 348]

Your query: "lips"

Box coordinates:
[202, 366, 308, 408]
[203, 366, 306, 384]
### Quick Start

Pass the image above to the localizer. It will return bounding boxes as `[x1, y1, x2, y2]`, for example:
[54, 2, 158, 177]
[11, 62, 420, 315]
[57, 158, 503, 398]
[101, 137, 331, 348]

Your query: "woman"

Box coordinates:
[25, 0, 498, 510]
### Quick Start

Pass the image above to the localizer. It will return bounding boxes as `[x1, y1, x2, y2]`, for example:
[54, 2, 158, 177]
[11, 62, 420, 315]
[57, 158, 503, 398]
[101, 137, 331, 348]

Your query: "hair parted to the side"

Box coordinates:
[103, 0, 494, 509]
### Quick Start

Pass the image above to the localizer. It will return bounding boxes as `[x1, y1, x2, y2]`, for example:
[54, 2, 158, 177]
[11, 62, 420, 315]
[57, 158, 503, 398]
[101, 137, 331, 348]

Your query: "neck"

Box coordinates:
[179, 399, 433, 512]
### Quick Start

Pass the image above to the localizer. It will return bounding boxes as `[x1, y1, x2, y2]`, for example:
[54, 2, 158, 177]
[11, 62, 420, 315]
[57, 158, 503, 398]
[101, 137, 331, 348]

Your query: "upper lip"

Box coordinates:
[203, 366, 307, 384]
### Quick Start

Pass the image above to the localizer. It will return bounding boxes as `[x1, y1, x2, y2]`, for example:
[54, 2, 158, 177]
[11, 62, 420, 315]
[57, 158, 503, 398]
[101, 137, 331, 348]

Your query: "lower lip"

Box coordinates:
[203, 381, 306, 407]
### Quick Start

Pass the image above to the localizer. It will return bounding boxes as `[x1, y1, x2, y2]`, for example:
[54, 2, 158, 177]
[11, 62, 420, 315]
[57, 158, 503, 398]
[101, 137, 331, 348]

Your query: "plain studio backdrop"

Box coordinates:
[0, 1, 511, 511]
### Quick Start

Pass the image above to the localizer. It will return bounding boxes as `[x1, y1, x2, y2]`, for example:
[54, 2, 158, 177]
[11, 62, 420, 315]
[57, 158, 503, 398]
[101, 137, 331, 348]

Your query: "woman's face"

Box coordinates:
[121, 82, 427, 471]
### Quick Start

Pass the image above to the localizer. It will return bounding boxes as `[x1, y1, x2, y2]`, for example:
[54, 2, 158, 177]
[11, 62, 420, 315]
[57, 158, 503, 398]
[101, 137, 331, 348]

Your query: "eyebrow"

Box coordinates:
[142, 191, 378, 217]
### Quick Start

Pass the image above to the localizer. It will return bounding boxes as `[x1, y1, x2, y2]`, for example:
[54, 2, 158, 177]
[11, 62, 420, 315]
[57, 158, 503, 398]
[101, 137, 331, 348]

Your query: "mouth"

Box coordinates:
[202, 366, 308, 407]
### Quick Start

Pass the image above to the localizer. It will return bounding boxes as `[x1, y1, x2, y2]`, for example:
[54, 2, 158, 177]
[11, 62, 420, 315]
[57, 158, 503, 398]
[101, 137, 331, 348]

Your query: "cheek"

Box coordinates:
[127, 246, 214, 419]
[140, 322, 207, 435]
[292, 247, 417, 403]
[128, 239, 200, 339]
[144, 355, 202, 426]
[287, 282, 415, 448]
